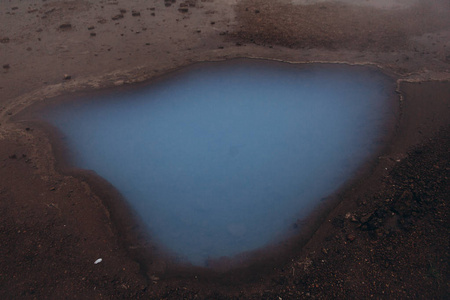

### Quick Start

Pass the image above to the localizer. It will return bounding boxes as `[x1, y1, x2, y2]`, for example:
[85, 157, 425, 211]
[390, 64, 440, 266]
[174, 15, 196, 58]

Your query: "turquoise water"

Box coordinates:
[46, 61, 390, 266]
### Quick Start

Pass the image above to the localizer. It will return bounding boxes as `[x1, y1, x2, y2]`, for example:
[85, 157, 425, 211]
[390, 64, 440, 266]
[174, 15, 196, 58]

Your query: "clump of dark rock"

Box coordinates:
[112, 14, 124, 20]
[165, 0, 176, 7]
[59, 23, 72, 30]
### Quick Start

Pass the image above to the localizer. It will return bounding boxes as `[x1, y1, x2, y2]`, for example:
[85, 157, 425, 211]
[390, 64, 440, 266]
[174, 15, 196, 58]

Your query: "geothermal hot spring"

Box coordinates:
[44, 60, 391, 266]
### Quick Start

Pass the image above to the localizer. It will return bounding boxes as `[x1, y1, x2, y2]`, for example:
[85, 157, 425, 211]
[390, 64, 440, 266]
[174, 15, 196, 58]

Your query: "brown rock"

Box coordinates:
[360, 213, 373, 224]
[347, 234, 356, 242]
[112, 14, 124, 20]
[59, 23, 72, 30]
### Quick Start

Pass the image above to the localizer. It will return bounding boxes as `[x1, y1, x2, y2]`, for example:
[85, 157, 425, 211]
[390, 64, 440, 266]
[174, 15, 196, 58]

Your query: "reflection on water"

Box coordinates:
[46, 61, 390, 266]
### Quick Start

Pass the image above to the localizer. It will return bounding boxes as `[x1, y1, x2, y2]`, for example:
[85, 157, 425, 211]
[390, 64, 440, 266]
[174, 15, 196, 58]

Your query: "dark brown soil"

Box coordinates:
[1, 0, 449, 299]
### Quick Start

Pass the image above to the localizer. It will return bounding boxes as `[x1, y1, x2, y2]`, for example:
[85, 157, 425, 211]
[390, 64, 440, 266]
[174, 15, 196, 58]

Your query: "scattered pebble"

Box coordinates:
[94, 258, 102, 264]
[63, 74, 72, 80]
[112, 14, 124, 20]
[347, 234, 356, 242]
[59, 23, 72, 30]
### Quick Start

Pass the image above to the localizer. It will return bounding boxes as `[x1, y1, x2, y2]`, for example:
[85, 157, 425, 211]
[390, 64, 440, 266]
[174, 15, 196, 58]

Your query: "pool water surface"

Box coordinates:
[45, 61, 391, 266]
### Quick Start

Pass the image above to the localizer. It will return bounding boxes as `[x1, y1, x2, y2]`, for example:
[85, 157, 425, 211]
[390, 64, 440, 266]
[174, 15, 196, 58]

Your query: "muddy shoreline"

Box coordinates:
[1, 0, 449, 298]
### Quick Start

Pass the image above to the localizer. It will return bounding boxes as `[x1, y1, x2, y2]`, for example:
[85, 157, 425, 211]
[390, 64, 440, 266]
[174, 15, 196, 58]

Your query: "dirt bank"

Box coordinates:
[1, 0, 449, 298]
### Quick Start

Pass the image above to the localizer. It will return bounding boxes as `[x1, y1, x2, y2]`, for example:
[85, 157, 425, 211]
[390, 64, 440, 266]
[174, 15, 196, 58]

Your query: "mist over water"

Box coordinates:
[46, 61, 390, 266]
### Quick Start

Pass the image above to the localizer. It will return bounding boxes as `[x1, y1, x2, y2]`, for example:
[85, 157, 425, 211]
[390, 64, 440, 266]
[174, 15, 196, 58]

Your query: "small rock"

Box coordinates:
[347, 234, 356, 242]
[112, 14, 124, 20]
[94, 258, 102, 264]
[178, 7, 189, 13]
[131, 10, 140, 16]
[88, 26, 95, 30]
[0, 37, 10, 44]
[3, 64, 10, 69]
[9, 154, 17, 159]
[63, 74, 71, 80]
[59, 23, 72, 30]
[90, 32, 96, 37]
[360, 213, 373, 224]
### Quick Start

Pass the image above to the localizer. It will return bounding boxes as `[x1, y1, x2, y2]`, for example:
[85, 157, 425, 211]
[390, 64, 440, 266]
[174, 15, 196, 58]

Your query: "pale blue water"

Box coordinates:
[46, 61, 390, 266]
